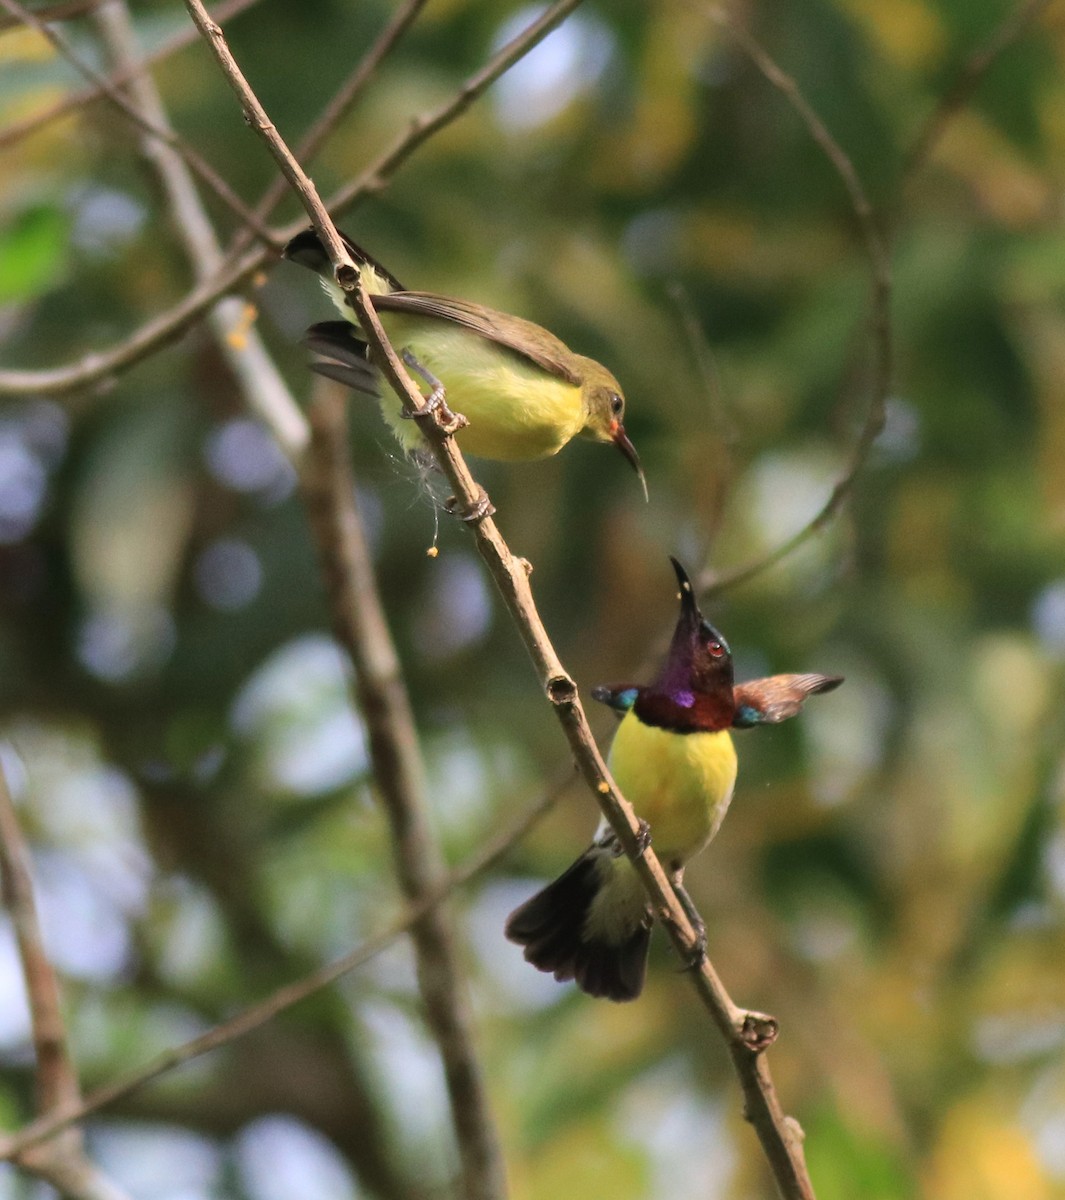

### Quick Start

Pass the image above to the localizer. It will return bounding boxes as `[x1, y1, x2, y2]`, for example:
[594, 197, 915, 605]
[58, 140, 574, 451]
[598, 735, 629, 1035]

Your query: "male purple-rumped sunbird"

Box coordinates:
[505, 557, 842, 1002]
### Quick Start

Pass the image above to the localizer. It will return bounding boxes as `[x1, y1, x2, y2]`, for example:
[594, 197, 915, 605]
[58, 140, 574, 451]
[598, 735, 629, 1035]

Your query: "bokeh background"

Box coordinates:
[3, 0, 1065, 1196]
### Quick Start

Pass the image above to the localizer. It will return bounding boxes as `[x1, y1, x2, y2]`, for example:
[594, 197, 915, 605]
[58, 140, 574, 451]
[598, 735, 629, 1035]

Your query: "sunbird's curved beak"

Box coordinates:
[611, 422, 648, 501]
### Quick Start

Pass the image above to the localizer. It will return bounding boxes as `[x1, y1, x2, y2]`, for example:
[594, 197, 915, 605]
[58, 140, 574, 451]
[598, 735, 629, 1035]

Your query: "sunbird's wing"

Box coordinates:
[304, 321, 379, 397]
[590, 684, 640, 716]
[732, 673, 843, 727]
[372, 291, 584, 386]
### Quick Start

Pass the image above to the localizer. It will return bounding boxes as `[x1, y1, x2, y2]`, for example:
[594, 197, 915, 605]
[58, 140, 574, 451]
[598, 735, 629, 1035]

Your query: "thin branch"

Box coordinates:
[903, 0, 1058, 181]
[153, 7, 815, 1192]
[0, 763, 78, 1120]
[180, 0, 353, 275]
[183, 9, 504, 1186]
[691, 5, 892, 601]
[0, 781, 562, 1164]
[694, 0, 1055, 598]
[225, 0, 430, 262]
[0, 0, 100, 31]
[0, 0, 274, 244]
[352, 271, 811, 1200]
[0, 243, 266, 398]
[300, 380, 506, 1200]
[0, 0, 586, 399]
[0, 0, 262, 152]
[325, 0, 584, 215]
[0, 756, 134, 1200]
[90, 0, 308, 457]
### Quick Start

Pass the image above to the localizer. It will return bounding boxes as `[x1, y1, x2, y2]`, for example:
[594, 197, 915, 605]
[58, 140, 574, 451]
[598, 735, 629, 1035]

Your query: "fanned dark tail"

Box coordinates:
[505, 852, 652, 1002]
[303, 321, 379, 397]
[282, 228, 406, 292]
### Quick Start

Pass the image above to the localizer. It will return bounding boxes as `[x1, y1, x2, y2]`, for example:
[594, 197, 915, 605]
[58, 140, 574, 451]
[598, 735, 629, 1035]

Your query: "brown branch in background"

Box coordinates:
[0, 779, 563, 1165]
[170, 7, 816, 1195]
[225, 0, 430, 263]
[89, 0, 308, 457]
[0, 756, 133, 1200]
[180, 0, 354, 276]
[0, 0, 262, 152]
[667, 280, 741, 549]
[354, 272, 811, 1200]
[300, 380, 507, 1200]
[0, 0, 99, 32]
[690, 5, 892, 601]
[0, 0, 591, 399]
[0, 0, 274, 244]
[697, 0, 1052, 599]
[325, 0, 584, 215]
[0, 243, 267, 398]
[903, 0, 1058, 181]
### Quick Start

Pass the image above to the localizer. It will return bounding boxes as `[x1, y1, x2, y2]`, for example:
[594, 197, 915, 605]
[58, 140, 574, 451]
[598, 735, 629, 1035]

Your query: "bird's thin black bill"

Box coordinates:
[613, 426, 648, 501]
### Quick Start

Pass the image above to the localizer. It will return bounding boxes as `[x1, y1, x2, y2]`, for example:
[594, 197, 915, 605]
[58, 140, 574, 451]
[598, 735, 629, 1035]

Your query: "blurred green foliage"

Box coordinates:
[2, 0, 1065, 1197]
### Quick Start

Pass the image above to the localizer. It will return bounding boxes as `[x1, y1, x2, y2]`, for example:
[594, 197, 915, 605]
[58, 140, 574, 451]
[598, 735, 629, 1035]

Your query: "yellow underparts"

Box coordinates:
[379, 317, 587, 462]
[584, 713, 738, 945]
[321, 273, 588, 461]
[609, 710, 738, 865]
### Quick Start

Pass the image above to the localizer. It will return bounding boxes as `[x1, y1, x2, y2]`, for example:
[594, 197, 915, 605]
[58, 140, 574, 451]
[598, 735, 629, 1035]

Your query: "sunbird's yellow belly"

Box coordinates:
[608, 711, 738, 866]
[378, 316, 586, 461]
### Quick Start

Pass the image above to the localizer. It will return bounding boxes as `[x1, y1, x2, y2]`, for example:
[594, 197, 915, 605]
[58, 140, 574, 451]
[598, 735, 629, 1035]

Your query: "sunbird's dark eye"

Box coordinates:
[707, 640, 725, 658]
[610, 394, 623, 416]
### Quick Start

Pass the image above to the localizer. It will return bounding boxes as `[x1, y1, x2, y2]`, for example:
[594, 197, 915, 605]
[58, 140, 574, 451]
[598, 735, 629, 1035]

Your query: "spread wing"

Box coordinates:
[732, 674, 843, 727]
[372, 291, 583, 385]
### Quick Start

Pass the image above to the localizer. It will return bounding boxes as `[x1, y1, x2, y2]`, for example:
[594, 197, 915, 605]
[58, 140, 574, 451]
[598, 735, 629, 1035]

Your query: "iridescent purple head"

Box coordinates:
[633, 558, 736, 733]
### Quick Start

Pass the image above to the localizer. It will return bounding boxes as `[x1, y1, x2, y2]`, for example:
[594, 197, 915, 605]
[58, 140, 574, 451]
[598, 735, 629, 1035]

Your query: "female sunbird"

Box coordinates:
[283, 229, 645, 494]
[506, 558, 842, 1002]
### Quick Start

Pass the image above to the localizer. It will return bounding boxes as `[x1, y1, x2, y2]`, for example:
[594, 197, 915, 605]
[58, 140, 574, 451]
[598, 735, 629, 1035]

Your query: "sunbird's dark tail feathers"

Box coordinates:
[282, 228, 406, 293]
[505, 853, 651, 1002]
[303, 321, 379, 397]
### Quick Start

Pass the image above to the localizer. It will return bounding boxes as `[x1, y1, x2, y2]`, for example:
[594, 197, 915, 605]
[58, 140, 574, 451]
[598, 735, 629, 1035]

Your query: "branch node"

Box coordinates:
[516, 556, 533, 576]
[784, 1115, 806, 1144]
[545, 674, 577, 707]
[736, 1010, 780, 1052]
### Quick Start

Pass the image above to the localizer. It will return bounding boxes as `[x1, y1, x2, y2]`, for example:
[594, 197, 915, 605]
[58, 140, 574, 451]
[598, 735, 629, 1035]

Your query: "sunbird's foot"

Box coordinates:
[400, 349, 469, 434]
[677, 931, 708, 974]
[446, 488, 495, 523]
[633, 819, 652, 857]
[670, 876, 707, 969]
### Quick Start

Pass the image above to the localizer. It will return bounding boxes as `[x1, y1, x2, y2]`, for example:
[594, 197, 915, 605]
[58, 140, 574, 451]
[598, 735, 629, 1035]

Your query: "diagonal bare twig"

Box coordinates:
[0, 754, 134, 1200]
[0, 778, 563, 1164]
[301, 380, 507, 1200]
[0, 0, 99, 31]
[0, 0, 588, 400]
[351, 243, 812, 1200]
[184, 12, 507, 1191]
[178, 8, 816, 1193]
[0, 0, 274, 243]
[903, 0, 1058, 181]
[89, 0, 308, 457]
[0, 0, 262, 152]
[325, 0, 584, 215]
[691, 4, 892, 601]
[225, 0, 430, 262]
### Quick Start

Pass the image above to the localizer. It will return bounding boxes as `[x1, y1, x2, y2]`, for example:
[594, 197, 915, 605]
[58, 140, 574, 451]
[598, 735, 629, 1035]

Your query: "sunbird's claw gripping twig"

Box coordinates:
[446, 489, 495, 523]
[671, 876, 708, 971]
[400, 348, 468, 433]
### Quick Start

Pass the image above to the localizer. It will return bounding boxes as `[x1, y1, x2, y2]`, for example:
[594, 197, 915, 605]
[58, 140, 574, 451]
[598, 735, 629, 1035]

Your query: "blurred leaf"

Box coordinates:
[0, 205, 68, 303]
[805, 1105, 914, 1200]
